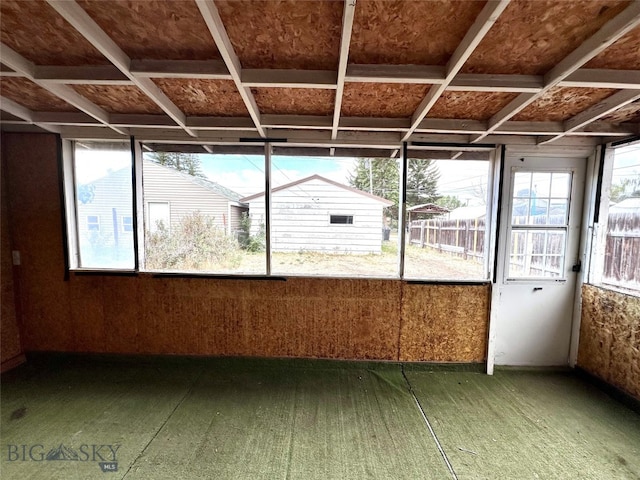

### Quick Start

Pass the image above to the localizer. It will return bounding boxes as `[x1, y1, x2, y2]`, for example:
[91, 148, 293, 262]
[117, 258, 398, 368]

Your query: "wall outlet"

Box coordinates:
[12, 251, 20, 266]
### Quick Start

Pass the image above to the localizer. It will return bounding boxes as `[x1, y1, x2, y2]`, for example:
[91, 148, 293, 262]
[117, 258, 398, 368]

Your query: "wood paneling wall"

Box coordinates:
[578, 284, 640, 400]
[1, 148, 23, 371]
[2, 132, 489, 362]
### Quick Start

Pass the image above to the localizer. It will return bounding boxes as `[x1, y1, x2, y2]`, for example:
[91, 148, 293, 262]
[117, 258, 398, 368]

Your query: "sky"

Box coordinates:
[74, 144, 493, 208]
[612, 143, 640, 188]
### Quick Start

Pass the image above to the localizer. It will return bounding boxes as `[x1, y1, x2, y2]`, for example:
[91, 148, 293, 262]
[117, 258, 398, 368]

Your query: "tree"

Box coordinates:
[349, 158, 399, 219]
[148, 152, 205, 178]
[406, 159, 440, 207]
[436, 195, 463, 210]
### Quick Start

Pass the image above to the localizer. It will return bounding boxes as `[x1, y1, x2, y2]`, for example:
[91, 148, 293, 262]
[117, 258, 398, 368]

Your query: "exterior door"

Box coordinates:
[492, 155, 586, 366]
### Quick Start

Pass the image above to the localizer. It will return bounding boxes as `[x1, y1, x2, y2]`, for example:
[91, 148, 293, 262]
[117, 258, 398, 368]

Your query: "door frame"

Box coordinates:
[486, 145, 597, 374]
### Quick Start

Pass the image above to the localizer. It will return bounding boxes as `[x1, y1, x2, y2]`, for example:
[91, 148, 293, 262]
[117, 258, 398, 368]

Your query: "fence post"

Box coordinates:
[464, 219, 470, 260]
[420, 220, 425, 248]
[473, 217, 478, 259]
[438, 218, 442, 252]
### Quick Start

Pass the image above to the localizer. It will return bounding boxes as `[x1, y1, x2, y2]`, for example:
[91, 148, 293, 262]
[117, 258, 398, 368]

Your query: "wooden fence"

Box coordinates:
[409, 218, 485, 262]
[604, 212, 640, 287]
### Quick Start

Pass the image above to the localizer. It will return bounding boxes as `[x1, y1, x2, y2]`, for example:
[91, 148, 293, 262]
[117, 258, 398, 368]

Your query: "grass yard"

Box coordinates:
[234, 237, 485, 279]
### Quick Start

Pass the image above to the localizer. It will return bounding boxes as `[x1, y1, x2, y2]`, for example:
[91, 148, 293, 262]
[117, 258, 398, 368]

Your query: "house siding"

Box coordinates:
[143, 161, 232, 232]
[247, 178, 386, 254]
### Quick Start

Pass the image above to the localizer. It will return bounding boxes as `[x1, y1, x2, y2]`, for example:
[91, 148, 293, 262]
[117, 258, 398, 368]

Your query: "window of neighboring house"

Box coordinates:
[87, 215, 100, 231]
[70, 141, 135, 269]
[590, 141, 640, 293]
[140, 149, 266, 274]
[268, 151, 399, 278]
[330, 215, 354, 224]
[403, 153, 493, 281]
[122, 216, 133, 233]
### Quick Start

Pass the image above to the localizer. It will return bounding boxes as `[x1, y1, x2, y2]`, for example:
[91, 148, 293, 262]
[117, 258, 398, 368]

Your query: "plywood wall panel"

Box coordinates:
[3, 133, 72, 352]
[578, 285, 640, 399]
[463, 0, 630, 75]
[350, 0, 487, 65]
[77, 0, 220, 61]
[400, 284, 490, 362]
[427, 92, 518, 121]
[4, 132, 490, 363]
[0, 0, 108, 66]
[513, 87, 617, 122]
[341, 83, 430, 118]
[153, 79, 249, 116]
[216, 0, 342, 70]
[72, 85, 165, 115]
[252, 88, 335, 116]
[1, 154, 22, 367]
[1, 78, 79, 113]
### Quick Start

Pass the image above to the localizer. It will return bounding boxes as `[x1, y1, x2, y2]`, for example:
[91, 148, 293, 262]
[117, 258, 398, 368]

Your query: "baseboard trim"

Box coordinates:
[575, 367, 640, 415]
[1, 353, 26, 373]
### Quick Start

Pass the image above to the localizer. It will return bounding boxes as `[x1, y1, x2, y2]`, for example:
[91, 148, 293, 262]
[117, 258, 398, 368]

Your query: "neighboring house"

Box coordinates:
[76, 160, 248, 265]
[609, 197, 640, 213]
[241, 175, 393, 254]
[143, 160, 248, 235]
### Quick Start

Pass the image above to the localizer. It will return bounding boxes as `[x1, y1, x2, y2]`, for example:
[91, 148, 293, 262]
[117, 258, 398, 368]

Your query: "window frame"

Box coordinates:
[329, 214, 355, 225]
[122, 215, 133, 233]
[62, 138, 499, 281]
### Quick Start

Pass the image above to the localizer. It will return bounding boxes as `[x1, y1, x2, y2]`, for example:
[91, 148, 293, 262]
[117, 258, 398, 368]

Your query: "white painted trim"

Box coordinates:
[264, 143, 272, 275]
[133, 140, 146, 269]
[568, 147, 598, 367]
[62, 139, 80, 269]
[195, 0, 264, 137]
[403, 0, 511, 141]
[331, 0, 357, 140]
[475, 1, 640, 142]
[485, 146, 503, 375]
[45, 0, 196, 137]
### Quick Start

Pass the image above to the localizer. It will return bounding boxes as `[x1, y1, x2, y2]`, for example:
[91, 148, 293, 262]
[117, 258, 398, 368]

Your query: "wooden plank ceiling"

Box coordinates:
[1, 0, 640, 152]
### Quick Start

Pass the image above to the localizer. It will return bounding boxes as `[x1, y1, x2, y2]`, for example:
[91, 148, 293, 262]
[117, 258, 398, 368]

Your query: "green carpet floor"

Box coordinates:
[1, 356, 639, 479]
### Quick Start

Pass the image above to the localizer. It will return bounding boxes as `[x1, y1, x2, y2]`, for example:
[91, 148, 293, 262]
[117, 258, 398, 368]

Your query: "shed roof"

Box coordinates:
[240, 174, 394, 206]
[0, 0, 639, 153]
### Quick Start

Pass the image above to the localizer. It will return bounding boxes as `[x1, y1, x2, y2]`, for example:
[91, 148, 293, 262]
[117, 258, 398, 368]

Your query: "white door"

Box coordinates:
[492, 155, 586, 366]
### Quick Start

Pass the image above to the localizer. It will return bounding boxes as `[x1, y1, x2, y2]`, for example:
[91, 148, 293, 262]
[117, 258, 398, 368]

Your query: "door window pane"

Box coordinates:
[74, 141, 134, 269]
[508, 229, 567, 278]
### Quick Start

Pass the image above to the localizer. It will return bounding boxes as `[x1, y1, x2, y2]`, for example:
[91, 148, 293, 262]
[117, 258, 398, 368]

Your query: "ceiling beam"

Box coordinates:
[130, 59, 230, 79]
[402, 0, 511, 141]
[46, 0, 196, 137]
[345, 64, 446, 84]
[538, 89, 640, 144]
[0, 96, 33, 122]
[34, 65, 131, 84]
[0, 44, 128, 135]
[242, 69, 337, 89]
[331, 0, 357, 140]
[474, 1, 640, 142]
[195, 0, 265, 137]
[561, 69, 640, 90]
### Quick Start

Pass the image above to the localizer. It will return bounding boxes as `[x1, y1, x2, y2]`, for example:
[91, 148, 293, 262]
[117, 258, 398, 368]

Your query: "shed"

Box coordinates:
[241, 175, 393, 254]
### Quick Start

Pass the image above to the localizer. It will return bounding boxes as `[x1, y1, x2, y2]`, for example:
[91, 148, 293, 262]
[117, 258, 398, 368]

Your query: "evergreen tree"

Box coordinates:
[148, 151, 205, 178]
[406, 159, 440, 207]
[349, 158, 400, 219]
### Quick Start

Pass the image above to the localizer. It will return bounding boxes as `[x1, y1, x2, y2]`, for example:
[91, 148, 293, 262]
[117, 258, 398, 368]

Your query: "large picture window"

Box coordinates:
[72, 141, 134, 269]
[403, 153, 491, 280]
[141, 148, 266, 274]
[264, 152, 399, 277]
[64, 140, 496, 280]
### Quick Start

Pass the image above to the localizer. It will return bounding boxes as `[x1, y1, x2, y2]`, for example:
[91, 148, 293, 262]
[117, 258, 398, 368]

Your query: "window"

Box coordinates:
[507, 171, 571, 279]
[403, 154, 492, 280]
[122, 216, 133, 233]
[87, 215, 100, 231]
[268, 152, 399, 278]
[590, 142, 640, 293]
[71, 141, 134, 269]
[330, 215, 354, 225]
[141, 149, 266, 274]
